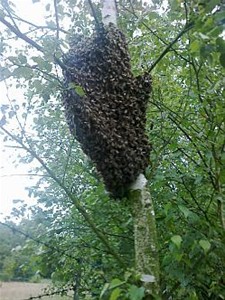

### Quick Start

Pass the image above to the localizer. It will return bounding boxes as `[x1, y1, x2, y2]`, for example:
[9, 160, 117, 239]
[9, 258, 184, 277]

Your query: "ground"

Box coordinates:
[0, 282, 71, 300]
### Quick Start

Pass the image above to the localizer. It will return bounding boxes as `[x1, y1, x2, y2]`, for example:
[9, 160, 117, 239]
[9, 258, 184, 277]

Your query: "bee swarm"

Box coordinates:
[62, 23, 151, 197]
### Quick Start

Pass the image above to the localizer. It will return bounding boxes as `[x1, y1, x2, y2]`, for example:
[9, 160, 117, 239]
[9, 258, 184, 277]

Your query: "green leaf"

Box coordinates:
[219, 53, 225, 68]
[12, 67, 33, 79]
[214, 11, 225, 23]
[32, 56, 52, 72]
[198, 33, 209, 40]
[8, 56, 18, 64]
[171, 235, 182, 248]
[74, 85, 85, 96]
[18, 53, 27, 64]
[68, 83, 86, 96]
[100, 283, 110, 298]
[109, 278, 124, 289]
[0, 115, 6, 126]
[110, 288, 121, 300]
[0, 68, 11, 81]
[178, 205, 191, 218]
[216, 37, 225, 52]
[128, 285, 145, 300]
[0, 9, 5, 17]
[190, 40, 200, 53]
[124, 271, 132, 281]
[45, 3, 50, 11]
[199, 239, 211, 253]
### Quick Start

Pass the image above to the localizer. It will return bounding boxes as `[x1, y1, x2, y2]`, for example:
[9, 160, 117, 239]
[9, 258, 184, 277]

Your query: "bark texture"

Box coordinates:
[129, 174, 161, 299]
[102, 0, 117, 25]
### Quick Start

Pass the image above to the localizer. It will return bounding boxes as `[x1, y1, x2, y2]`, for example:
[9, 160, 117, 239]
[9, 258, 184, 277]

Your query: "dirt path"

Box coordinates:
[0, 282, 70, 300]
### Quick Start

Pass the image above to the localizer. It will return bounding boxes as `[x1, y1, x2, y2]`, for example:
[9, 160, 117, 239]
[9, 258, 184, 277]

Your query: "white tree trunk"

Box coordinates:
[101, 1, 161, 297]
[129, 174, 160, 298]
[102, 0, 117, 26]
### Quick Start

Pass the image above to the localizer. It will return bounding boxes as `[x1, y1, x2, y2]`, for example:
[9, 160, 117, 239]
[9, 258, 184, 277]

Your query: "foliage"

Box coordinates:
[0, 0, 225, 299]
[99, 271, 155, 300]
[0, 220, 42, 281]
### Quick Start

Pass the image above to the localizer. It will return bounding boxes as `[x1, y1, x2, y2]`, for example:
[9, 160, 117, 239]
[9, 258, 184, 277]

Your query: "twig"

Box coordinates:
[121, 4, 192, 65]
[4, 80, 26, 138]
[62, 137, 76, 184]
[0, 16, 44, 52]
[0, 15, 66, 70]
[53, 0, 60, 40]
[0, 126, 126, 268]
[0, 173, 47, 177]
[148, 22, 194, 72]
[23, 287, 73, 300]
[11, 15, 68, 34]
[2, 0, 19, 31]
[87, 0, 101, 31]
[0, 221, 80, 262]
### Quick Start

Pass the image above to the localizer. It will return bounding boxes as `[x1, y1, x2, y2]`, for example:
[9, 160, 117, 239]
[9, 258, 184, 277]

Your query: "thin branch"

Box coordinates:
[4, 80, 25, 136]
[0, 173, 47, 177]
[2, 1, 20, 31]
[23, 287, 73, 300]
[12, 15, 68, 34]
[0, 15, 66, 70]
[180, 179, 211, 224]
[0, 125, 126, 268]
[184, 0, 189, 25]
[170, 115, 217, 190]
[122, 4, 168, 45]
[53, 0, 60, 40]
[149, 98, 204, 138]
[0, 221, 80, 262]
[121, 4, 193, 65]
[176, 147, 201, 168]
[0, 15, 44, 52]
[148, 22, 194, 72]
[62, 137, 76, 184]
[151, 98, 217, 189]
[87, 0, 101, 31]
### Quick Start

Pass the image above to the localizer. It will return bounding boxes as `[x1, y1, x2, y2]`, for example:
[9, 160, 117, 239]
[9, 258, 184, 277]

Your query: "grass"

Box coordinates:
[0, 281, 71, 300]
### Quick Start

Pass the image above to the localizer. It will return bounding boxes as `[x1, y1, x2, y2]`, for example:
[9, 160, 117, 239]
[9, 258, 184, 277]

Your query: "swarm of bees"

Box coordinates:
[62, 23, 151, 197]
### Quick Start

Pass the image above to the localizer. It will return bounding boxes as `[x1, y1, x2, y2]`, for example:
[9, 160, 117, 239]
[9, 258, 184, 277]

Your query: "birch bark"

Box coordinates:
[101, 1, 161, 297]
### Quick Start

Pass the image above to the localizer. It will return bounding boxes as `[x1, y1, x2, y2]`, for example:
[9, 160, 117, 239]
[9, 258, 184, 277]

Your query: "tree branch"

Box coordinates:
[121, 4, 193, 65]
[1, 0, 20, 31]
[12, 14, 68, 34]
[0, 15, 66, 70]
[0, 15, 44, 52]
[87, 0, 101, 31]
[53, 0, 60, 40]
[0, 221, 79, 262]
[0, 125, 126, 268]
[148, 22, 194, 72]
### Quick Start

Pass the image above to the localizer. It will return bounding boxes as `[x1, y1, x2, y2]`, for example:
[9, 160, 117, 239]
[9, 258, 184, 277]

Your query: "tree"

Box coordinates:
[0, 0, 225, 299]
[0, 221, 23, 280]
[0, 220, 43, 282]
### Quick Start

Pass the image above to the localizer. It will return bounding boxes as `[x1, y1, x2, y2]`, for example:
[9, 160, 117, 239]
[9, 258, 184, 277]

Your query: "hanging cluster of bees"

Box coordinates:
[62, 23, 151, 197]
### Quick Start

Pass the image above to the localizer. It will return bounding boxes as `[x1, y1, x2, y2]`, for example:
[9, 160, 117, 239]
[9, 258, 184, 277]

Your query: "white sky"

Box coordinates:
[0, 0, 47, 219]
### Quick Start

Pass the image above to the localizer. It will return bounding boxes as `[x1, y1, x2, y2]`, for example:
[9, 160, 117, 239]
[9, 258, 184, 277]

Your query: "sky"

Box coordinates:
[0, 0, 46, 220]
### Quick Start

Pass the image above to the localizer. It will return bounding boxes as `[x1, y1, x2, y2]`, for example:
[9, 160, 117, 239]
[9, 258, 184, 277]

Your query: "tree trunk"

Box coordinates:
[102, 0, 117, 25]
[101, 1, 160, 297]
[129, 174, 160, 298]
